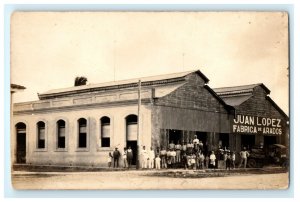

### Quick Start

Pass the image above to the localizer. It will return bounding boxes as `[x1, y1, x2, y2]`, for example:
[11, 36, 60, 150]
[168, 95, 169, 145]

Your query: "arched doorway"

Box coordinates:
[126, 114, 138, 166]
[16, 122, 26, 163]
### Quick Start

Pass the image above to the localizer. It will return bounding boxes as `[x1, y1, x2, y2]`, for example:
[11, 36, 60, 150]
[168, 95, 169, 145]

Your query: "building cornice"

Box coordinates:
[13, 99, 152, 115]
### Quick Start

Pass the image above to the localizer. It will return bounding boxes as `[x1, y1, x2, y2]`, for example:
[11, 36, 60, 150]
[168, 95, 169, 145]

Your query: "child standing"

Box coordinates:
[155, 155, 161, 170]
[108, 152, 113, 168]
[191, 154, 196, 170]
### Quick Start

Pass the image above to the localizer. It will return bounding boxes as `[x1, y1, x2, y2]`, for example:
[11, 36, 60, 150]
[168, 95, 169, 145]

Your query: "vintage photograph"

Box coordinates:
[10, 11, 289, 189]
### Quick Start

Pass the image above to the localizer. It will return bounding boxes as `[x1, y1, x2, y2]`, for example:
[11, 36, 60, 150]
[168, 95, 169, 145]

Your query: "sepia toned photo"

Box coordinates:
[10, 11, 289, 190]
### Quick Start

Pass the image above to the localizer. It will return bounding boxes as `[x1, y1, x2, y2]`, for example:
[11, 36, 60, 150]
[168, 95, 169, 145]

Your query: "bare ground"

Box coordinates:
[11, 169, 289, 190]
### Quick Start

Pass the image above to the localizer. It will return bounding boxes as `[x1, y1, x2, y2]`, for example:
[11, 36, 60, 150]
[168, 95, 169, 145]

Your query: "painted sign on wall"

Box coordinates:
[232, 115, 283, 135]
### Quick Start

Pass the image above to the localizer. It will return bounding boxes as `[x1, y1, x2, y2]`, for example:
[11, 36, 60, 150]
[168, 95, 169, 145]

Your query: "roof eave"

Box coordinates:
[266, 96, 289, 120]
[258, 83, 271, 95]
[194, 70, 209, 83]
[204, 85, 235, 112]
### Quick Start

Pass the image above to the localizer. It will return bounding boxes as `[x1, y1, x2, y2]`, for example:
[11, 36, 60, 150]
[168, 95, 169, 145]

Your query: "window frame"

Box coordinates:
[35, 121, 47, 151]
[54, 118, 69, 152]
[76, 118, 89, 152]
[57, 119, 66, 150]
[100, 116, 111, 148]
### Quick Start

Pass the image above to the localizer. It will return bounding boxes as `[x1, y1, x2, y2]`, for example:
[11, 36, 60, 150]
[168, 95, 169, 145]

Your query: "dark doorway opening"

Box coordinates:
[168, 129, 182, 145]
[264, 136, 277, 148]
[126, 114, 138, 166]
[241, 134, 255, 150]
[126, 141, 137, 165]
[219, 133, 229, 149]
[16, 122, 26, 164]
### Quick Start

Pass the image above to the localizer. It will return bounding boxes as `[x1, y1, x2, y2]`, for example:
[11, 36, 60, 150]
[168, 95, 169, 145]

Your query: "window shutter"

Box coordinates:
[127, 124, 137, 141]
[39, 128, 45, 140]
[102, 125, 110, 138]
[59, 127, 65, 137]
[79, 126, 86, 133]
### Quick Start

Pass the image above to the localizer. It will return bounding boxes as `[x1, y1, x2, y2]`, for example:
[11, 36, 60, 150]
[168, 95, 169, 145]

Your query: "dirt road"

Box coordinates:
[11, 170, 289, 190]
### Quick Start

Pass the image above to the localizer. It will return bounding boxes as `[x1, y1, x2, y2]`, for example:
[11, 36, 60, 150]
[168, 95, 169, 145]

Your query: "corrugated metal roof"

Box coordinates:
[39, 69, 207, 99]
[213, 83, 262, 95]
[214, 83, 275, 109]
[221, 94, 253, 106]
[213, 83, 270, 96]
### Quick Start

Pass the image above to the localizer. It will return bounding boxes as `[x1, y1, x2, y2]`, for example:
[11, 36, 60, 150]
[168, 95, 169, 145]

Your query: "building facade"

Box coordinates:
[12, 70, 288, 167]
[214, 84, 289, 155]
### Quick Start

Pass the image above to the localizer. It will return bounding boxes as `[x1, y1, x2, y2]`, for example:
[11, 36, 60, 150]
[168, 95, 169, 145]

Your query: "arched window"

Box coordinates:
[57, 120, 66, 148]
[100, 116, 110, 147]
[126, 115, 138, 141]
[78, 118, 87, 148]
[37, 121, 45, 149]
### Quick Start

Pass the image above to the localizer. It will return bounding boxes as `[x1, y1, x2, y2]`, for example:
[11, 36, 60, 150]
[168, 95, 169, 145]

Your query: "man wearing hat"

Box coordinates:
[113, 147, 121, 168]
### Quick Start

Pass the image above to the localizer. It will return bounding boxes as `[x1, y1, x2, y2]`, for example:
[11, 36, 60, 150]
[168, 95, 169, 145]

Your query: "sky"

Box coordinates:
[10, 12, 289, 114]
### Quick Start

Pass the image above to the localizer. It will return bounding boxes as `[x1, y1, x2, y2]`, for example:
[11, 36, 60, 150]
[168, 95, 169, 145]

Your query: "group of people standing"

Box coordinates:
[158, 135, 237, 170]
[107, 135, 250, 170]
[108, 146, 134, 168]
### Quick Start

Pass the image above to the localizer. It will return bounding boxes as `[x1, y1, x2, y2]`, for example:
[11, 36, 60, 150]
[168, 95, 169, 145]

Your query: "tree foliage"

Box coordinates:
[74, 76, 87, 86]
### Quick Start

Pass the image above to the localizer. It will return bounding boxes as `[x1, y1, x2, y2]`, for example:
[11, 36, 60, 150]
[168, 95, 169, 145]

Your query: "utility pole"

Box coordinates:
[136, 79, 141, 169]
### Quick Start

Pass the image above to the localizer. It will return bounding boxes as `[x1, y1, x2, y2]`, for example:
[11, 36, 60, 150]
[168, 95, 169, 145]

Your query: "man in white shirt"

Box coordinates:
[232, 151, 236, 169]
[169, 140, 175, 150]
[171, 149, 177, 167]
[148, 147, 155, 169]
[193, 135, 200, 145]
[141, 146, 149, 169]
[193, 135, 200, 152]
[209, 151, 216, 169]
[175, 141, 182, 163]
[122, 147, 128, 168]
[187, 140, 194, 155]
[239, 147, 250, 168]
[199, 141, 204, 151]
[155, 155, 161, 170]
